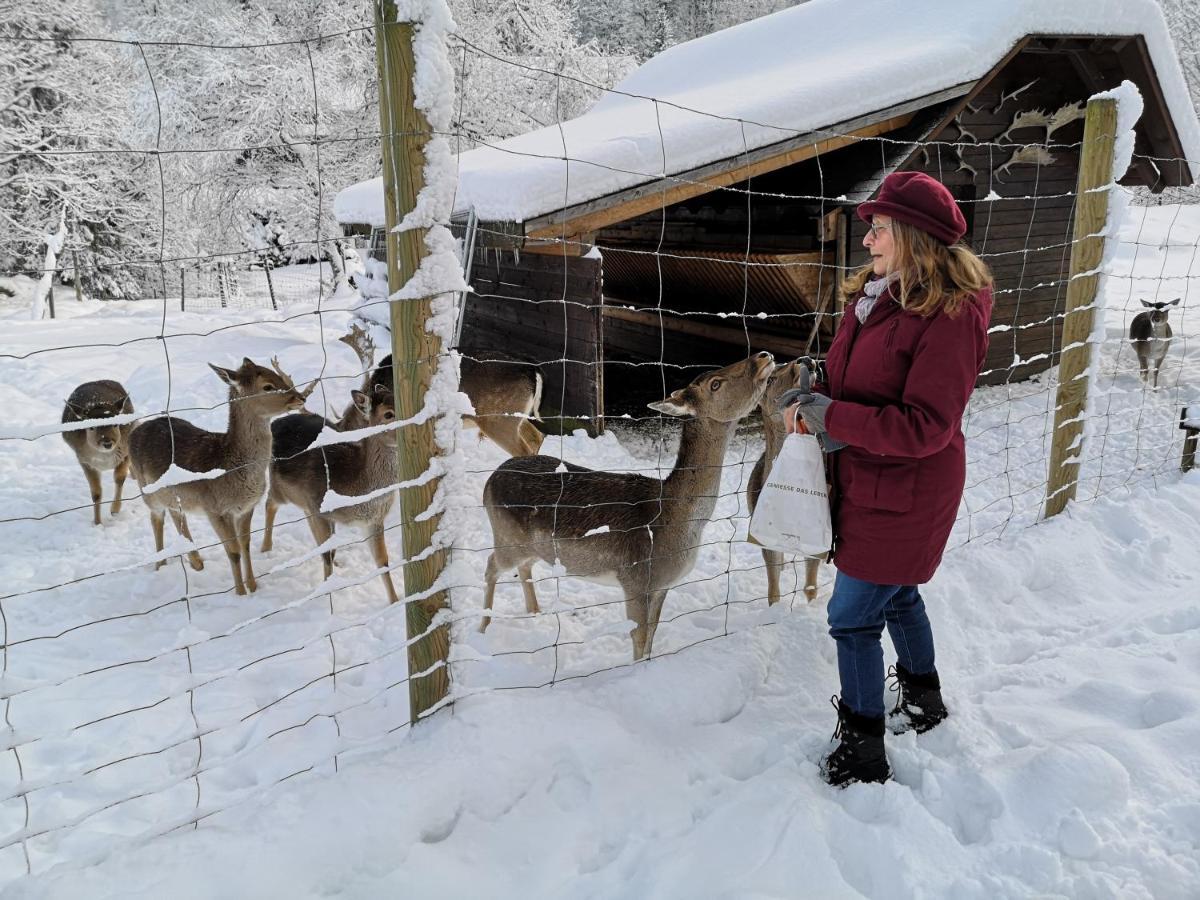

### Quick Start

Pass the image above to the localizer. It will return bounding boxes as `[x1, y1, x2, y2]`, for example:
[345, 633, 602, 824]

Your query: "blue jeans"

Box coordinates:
[827, 571, 936, 718]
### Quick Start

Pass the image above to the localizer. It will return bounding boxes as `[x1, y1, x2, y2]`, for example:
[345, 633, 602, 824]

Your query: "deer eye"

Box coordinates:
[709, 379, 723, 392]
[383, 411, 395, 420]
[262, 383, 277, 392]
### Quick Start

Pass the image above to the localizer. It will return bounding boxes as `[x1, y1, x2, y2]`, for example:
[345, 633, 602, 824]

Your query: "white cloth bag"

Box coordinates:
[748, 433, 832, 557]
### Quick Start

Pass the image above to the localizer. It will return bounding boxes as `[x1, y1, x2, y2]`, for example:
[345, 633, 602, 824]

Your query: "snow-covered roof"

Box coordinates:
[334, 0, 1200, 230]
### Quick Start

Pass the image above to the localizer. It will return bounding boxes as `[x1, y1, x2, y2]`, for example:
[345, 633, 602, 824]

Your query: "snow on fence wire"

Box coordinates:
[0, 6, 462, 880]
[3, 12, 1200, 887]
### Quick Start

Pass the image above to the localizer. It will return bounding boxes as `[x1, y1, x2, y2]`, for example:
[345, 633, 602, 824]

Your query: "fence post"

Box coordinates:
[217, 263, 228, 309]
[180, 268, 186, 312]
[1043, 97, 1118, 519]
[375, 0, 450, 721]
[46, 281, 55, 319]
[263, 261, 278, 310]
[1181, 408, 1199, 473]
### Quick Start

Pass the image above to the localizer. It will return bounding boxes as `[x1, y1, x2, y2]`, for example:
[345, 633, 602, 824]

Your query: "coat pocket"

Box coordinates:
[843, 458, 919, 513]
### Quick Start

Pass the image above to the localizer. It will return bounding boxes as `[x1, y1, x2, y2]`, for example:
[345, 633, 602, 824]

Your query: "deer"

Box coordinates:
[746, 359, 823, 605]
[261, 325, 377, 552]
[61, 380, 134, 525]
[128, 357, 311, 595]
[266, 382, 401, 603]
[480, 351, 774, 660]
[370, 352, 544, 458]
[1129, 299, 1180, 390]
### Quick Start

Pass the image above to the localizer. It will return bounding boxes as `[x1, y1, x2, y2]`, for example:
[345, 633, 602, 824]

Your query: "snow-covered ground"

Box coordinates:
[1, 203, 1198, 896]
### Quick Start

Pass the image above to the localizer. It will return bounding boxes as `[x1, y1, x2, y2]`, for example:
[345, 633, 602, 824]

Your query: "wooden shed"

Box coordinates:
[334, 2, 1200, 430]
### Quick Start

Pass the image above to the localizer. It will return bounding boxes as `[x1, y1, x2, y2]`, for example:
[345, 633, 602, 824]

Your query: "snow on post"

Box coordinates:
[373, 0, 469, 723]
[30, 205, 67, 321]
[1044, 82, 1143, 519]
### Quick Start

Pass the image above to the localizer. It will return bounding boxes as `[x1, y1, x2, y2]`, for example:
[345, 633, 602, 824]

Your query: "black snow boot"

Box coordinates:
[888, 663, 949, 734]
[821, 697, 890, 787]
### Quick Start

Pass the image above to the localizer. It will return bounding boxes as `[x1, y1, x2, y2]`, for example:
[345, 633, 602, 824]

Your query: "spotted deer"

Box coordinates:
[128, 358, 310, 595]
[1130, 299, 1179, 390]
[746, 358, 823, 604]
[61, 380, 134, 525]
[266, 383, 400, 603]
[480, 352, 774, 660]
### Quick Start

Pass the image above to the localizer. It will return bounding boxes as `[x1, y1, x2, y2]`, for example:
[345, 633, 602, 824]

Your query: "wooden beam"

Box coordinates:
[526, 111, 922, 241]
[1067, 48, 1108, 94]
[1120, 36, 1187, 165]
[602, 305, 814, 359]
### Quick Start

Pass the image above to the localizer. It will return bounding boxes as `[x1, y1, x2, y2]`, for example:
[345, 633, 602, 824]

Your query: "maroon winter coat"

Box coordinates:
[816, 284, 993, 585]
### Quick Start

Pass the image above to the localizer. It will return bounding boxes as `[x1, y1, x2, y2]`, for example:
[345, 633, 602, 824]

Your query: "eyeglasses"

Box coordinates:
[866, 222, 892, 238]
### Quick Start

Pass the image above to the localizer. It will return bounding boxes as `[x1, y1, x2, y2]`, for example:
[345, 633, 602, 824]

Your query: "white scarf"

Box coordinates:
[855, 273, 898, 323]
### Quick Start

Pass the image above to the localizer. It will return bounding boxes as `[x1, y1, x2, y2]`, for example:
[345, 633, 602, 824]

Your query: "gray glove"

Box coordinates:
[778, 366, 848, 453]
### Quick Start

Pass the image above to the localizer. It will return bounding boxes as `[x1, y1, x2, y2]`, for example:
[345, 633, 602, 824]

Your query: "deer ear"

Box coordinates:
[1141, 300, 1154, 308]
[1170, 298, 1181, 306]
[648, 392, 695, 417]
[351, 389, 370, 415]
[209, 363, 238, 386]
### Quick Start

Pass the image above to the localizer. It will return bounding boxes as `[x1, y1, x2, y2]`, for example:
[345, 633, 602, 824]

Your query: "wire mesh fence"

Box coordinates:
[2, 7, 1199, 884]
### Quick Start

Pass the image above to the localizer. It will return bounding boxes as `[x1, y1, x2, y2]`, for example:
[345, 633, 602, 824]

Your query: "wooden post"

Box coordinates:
[1181, 409, 1199, 473]
[375, 0, 450, 722]
[180, 268, 186, 312]
[1043, 97, 1117, 519]
[263, 261, 278, 310]
[217, 263, 228, 309]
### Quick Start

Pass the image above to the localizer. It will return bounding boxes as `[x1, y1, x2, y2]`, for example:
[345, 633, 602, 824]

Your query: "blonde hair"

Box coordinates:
[841, 218, 992, 318]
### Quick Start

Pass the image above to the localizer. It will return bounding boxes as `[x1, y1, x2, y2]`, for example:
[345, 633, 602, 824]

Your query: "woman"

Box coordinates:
[784, 171, 993, 787]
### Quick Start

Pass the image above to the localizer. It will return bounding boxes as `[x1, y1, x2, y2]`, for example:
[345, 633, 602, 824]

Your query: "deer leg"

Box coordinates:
[209, 513, 247, 596]
[83, 464, 103, 526]
[111, 457, 129, 517]
[169, 508, 204, 571]
[305, 514, 335, 582]
[150, 508, 166, 569]
[763, 548, 783, 605]
[518, 419, 545, 456]
[368, 527, 399, 604]
[517, 560, 540, 614]
[478, 416, 526, 458]
[803, 555, 822, 603]
[261, 498, 278, 552]
[236, 508, 257, 593]
[625, 593, 651, 660]
[639, 589, 670, 660]
[480, 552, 500, 633]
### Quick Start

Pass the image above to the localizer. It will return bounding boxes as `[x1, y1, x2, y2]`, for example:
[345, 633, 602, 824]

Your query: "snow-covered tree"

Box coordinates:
[1, 1, 156, 298]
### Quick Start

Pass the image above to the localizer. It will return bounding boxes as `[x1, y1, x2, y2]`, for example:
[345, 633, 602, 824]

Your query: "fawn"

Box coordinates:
[265, 383, 401, 603]
[128, 357, 310, 595]
[1129, 299, 1179, 389]
[61, 380, 134, 525]
[480, 352, 774, 660]
[746, 358, 823, 604]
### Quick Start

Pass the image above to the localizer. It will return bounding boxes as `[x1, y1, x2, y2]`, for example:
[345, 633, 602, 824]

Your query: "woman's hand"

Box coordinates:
[784, 403, 807, 435]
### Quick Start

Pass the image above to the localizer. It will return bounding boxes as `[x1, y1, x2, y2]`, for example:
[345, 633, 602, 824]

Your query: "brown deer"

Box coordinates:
[1129, 299, 1179, 390]
[480, 352, 774, 660]
[128, 358, 310, 595]
[264, 383, 400, 603]
[261, 325, 377, 552]
[746, 359, 823, 604]
[371, 352, 544, 458]
[61, 380, 134, 525]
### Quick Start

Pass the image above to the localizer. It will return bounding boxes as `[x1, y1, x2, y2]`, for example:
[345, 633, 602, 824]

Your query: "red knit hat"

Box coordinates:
[857, 171, 967, 245]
